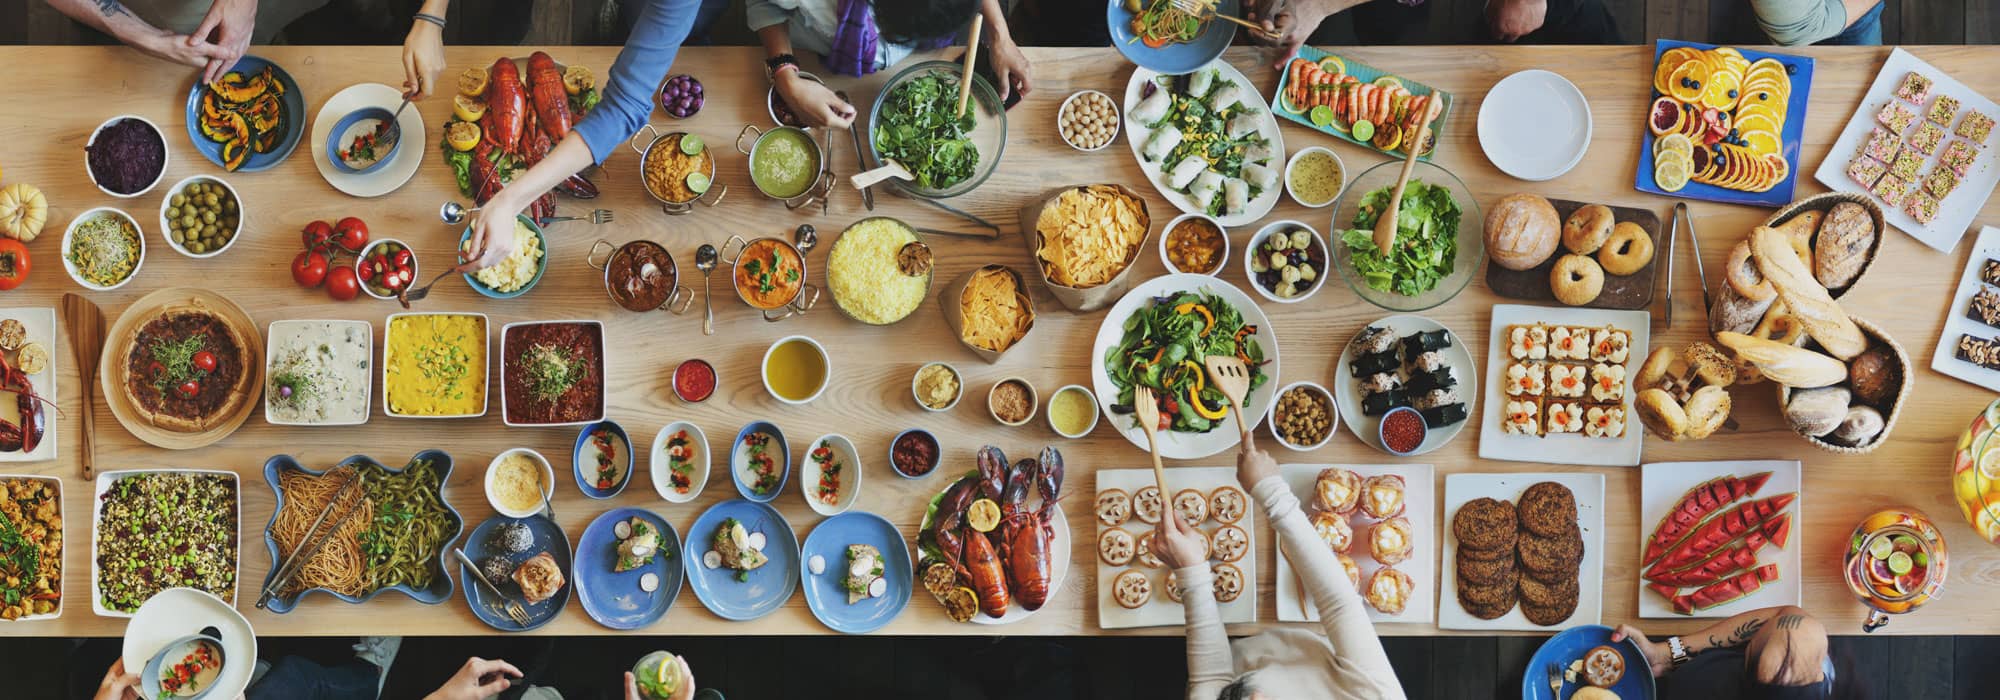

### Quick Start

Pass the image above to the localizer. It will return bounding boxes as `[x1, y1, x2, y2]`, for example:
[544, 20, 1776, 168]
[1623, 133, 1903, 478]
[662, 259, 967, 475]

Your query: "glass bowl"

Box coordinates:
[865, 60, 1007, 200]
[1330, 160, 1483, 312]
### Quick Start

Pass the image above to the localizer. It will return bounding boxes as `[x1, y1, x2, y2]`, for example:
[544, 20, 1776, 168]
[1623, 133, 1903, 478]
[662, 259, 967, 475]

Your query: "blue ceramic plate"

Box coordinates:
[324, 106, 400, 175]
[683, 499, 798, 621]
[1107, 0, 1239, 76]
[798, 511, 911, 634]
[573, 420, 633, 499]
[573, 507, 684, 630]
[729, 421, 790, 503]
[458, 514, 572, 631]
[258, 451, 463, 613]
[1521, 625, 1658, 700]
[456, 215, 549, 298]
[1633, 39, 1814, 207]
[183, 55, 306, 173]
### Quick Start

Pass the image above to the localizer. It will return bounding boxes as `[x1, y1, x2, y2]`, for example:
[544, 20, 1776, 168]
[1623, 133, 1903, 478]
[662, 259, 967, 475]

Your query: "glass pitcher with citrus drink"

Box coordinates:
[1842, 509, 1947, 633]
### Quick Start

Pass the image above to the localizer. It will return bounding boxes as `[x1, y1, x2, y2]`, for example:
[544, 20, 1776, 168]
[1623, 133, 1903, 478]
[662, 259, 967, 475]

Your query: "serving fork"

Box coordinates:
[454, 548, 532, 627]
[1546, 661, 1564, 696]
[541, 209, 615, 225]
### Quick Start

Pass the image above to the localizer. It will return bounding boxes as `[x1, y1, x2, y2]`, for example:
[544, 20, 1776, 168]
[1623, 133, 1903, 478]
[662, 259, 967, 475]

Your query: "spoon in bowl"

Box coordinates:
[695, 244, 718, 336]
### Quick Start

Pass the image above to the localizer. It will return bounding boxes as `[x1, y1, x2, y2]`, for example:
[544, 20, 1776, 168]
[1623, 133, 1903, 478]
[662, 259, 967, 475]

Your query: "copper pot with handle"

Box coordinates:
[629, 124, 725, 215]
[587, 239, 693, 314]
[719, 228, 820, 322]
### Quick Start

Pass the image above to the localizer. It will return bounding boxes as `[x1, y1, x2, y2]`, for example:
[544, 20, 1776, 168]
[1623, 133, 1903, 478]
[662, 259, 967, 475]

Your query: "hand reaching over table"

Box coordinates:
[776, 69, 855, 129]
[189, 0, 257, 84]
[93, 658, 140, 700]
[425, 657, 522, 700]
[985, 33, 1033, 101]
[403, 15, 447, 99]
[1248, 0, 1368, 71]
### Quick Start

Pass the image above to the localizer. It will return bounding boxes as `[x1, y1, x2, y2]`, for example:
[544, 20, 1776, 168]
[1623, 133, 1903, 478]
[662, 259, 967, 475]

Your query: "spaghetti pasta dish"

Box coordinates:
[1126, 0, 1208, 48]
[271, 459, 455, 598]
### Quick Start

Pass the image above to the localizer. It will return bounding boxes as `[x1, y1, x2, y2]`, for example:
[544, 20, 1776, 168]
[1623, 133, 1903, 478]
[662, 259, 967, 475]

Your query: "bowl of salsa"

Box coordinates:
[673, 359, 715, 404]
[1159, 213, 1229, 276]
[890, 428, 940, 479]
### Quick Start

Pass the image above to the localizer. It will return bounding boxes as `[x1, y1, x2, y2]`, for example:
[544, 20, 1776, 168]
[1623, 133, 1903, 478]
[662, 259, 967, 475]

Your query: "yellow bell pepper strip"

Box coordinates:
[1189, 383, 1227, 420]
[1173, 302, 1215, 336]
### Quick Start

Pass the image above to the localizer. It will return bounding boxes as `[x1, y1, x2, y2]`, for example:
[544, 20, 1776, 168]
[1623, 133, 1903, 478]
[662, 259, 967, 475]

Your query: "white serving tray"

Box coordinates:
[1438, 472, 1604, 631]
[1274, 463, 1435, 624]
[0, 475, 62, 621]
[1095, 467, 1257, 629]
[0, 307, 58, 462]
[1637, 460, 1802, 618]
[90, 469, 241, 618]
[1930, 226, 2000, 392]
[1477, 304, 1650, 467]
[262, 319, 372, 427]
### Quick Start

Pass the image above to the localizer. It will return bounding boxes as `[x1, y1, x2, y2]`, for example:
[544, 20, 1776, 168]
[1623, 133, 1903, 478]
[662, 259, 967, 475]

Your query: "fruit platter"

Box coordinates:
[1270, 47, 1450, 161]
[1636, 40, 1813, 206]
[1637, 461, 1800, 618]
[437, 53, 603, 220]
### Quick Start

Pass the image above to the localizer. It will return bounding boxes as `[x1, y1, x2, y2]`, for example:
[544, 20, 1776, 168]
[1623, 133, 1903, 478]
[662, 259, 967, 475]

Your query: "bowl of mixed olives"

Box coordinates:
[1243, 220, 1327, 304]
[157, 176, 242, 258]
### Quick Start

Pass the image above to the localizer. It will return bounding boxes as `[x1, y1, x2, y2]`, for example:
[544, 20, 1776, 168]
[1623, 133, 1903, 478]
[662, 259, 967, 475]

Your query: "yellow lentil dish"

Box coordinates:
[643, 133, 713, 204]
[1165, 218, 1226, 274]
[384, 314, 487, 416]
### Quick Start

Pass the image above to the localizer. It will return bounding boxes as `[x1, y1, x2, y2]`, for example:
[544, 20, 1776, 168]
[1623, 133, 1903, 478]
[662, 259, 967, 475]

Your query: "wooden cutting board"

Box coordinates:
[1485, 198, 1661, 311]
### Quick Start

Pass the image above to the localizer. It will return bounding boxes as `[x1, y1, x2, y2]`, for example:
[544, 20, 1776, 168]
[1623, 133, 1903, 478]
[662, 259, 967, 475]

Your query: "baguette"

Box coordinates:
[1774, 209, 1822, 248]
[1716, 331, 1849, 388]
[1751, 227, 1867, 359]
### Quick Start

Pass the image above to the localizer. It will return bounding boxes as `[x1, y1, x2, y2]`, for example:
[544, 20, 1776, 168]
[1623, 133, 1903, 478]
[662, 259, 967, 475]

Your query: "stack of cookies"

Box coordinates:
[1452, 481, 1583, 625]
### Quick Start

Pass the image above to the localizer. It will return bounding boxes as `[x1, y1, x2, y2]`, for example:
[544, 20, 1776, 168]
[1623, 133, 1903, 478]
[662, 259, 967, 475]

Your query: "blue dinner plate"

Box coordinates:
[798, 511, 912, 634]
[1521, 624, 1658, 700]
[458, 514, 572, 631]
[683, 499, 798, 621]
[573, 420, 634, 499]
[258, 451, 463, 613]
[1108, 0, 1239, 76]
[573, 507, 683, 630]
[456, 216, 549, 298]
[182, 55, 307, 173]
[729, 421, 790, 503]
[1632, 39, 1814, 207]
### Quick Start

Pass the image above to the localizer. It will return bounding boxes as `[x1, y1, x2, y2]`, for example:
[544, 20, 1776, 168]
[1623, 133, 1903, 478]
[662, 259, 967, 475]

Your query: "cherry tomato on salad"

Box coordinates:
[325, 266, 361, 301]
[291, 250, 329, 288]
[334, 217, 370, 252]
[192, 351, 217, 372]
[301, 220, 334, 251]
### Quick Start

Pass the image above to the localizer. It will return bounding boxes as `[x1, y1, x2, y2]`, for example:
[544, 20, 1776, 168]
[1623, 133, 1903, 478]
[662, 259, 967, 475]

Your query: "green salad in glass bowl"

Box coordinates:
[866, 60, 1007, 199]
[1332, 160, 1482, 311]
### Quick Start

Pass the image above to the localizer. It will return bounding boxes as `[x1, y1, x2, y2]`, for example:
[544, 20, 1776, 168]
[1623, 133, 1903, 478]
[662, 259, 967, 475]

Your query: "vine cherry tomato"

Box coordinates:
[334, 217, 370, 253]
[325, 266, 361, 301]
[178, 380, 201, 397]
[301, 220, 334, 251]
[292, 250, 329, 288]
[192, 351, 217, 372]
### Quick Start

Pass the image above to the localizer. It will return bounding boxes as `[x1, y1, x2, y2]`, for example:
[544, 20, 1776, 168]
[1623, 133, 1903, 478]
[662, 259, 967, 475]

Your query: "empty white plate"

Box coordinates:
[1478, 70, 1592, 182]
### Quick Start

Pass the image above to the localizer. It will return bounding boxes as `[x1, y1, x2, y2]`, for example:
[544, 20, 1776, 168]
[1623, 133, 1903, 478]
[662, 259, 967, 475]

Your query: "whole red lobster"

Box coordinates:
[0, 354, 50, 453]
[467, 55, 597, 217]
[929, 446, 1065, 617]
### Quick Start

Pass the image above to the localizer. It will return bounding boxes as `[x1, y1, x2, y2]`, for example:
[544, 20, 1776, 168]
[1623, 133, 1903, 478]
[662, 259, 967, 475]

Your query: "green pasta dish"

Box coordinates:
[267, 456, 458, 602]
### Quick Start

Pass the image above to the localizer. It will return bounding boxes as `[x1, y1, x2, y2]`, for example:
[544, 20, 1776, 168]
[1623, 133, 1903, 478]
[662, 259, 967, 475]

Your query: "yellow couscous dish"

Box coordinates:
[384, 314, 487, 416]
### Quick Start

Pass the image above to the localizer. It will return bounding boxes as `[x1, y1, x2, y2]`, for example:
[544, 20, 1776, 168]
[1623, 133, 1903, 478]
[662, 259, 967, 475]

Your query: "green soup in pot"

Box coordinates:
[750, 128, 819, 199]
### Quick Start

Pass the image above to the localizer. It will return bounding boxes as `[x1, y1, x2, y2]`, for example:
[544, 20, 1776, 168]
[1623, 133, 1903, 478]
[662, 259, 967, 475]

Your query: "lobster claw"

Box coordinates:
[1037, 446, 1065, 503]
[975, 445, 1009, 500]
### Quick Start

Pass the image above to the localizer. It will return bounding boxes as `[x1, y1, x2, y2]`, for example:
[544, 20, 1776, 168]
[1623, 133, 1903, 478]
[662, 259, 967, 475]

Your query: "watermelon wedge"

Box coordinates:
[1647, 582, 1681, 601]
[1650, 494, 1795, 574]
[1675, 564, 1780, 614]
[1642, 473, 1772, 567]
[1644, 515, 1789, 586]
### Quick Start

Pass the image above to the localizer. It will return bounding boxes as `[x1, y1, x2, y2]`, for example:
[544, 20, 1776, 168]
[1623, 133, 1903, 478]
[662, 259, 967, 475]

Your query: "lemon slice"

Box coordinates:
[685, 172, 711, 194]
[680, 134, 705, 155]
[943, 587, 979, 622]
[452, 94, 487, 123]
[1868, 535, 1895, 559]
[1316, 56, 1346, 77]
[1981, 444, 2000, 481]
[1372, 123, 1403, 152]
[968, 498, 1002, 533]
[1654, 133, 1694, 160]
[1654, 157, 1691, 192]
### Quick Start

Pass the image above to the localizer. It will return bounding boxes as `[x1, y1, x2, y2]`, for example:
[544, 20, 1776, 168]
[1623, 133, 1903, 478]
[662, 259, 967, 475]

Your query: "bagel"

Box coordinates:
[1598, 222, 1655, 276]
[1684, 342, 1739, 387]
[1563, 204, 1616, 254]
[1752, 305, 1809, 346]
[1635, 347, 1678, 392]
[1725, 240, 1776, 301]
[1551, 254, 1605, 306]
[1682, 384, 1733, 440]
[1636, 388, 1690, 440]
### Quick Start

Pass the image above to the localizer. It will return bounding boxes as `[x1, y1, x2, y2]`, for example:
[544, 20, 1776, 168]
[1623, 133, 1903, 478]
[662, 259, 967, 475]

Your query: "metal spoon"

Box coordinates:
[440, 202, 482, 225]
[695, 244, 718, 336]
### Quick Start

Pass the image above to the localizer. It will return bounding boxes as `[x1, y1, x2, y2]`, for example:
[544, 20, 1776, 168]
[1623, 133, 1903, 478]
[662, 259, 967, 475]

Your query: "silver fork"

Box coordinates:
[540, 209, 614, 225]
[397, 260, 482, 309]
[453, 548, 531, 627]
[1546, 661, 1563, 696]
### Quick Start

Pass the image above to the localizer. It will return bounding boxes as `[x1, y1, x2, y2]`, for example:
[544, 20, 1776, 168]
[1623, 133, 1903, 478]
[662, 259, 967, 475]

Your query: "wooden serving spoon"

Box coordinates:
[60, 293, 104, 480]
[1371, 113, 1438, 254]
[1203, 354, 1255, 442]
[957, 15, 984, 119]
[1130, 385, 1172, 501]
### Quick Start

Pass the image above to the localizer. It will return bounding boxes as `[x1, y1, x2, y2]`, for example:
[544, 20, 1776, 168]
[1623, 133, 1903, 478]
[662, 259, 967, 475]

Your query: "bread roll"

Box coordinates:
[1684, 342, 1738, 387]
[1774, 209, 1822, 248]
[1847, 345, 1900, 406]
[1717, 332, 1849, 388]
[1635, 388, 1689, 440]
[1814, 202, 1876, 290]
[1682, 385, 1732, 440]
[1725, 240, 1776, 301]
[1635, 347, 1678, 391]
[1563, 204, 1616, 254]
[1830, 406, 1886, 446]
[1485, 194, 1561, 271]
[1710, 284, 1776, 336]
[1751, 227, 1867, 360]
[1785, 386, 1852, 437]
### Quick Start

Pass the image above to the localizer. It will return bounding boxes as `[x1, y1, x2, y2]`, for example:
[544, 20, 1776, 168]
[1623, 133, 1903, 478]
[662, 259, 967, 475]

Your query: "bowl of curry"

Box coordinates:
[587, 239, 693, 314]
[381, 312, 488, 419]
[629, 125, 722, 214]
[722, 234, 819, 321]
[500, 320, 606, 428]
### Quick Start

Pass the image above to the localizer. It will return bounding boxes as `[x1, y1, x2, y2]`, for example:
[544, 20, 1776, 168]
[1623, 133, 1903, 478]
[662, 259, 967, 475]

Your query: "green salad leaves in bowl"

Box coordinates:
[866, 60, 1007, 199]
[1332, 160, 1482, 311]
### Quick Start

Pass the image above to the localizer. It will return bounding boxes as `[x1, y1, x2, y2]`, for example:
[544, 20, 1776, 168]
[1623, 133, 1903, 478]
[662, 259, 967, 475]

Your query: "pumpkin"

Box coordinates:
[0, 183, 47, 242]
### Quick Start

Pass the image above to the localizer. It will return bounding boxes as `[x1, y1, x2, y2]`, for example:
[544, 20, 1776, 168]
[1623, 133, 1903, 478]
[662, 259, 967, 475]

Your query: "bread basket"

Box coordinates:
[1774, 316, 1908, 454]
[1761, 192, 1886, 299]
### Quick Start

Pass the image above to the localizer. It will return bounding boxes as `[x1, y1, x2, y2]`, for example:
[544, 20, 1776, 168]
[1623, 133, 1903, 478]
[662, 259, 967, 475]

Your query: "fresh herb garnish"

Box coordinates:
[147, 335, 209, 394]
[523, 343, 582, 404]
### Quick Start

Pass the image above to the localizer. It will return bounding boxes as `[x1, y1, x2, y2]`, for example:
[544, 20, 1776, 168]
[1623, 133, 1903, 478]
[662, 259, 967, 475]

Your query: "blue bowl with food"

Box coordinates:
[257, 451, 463, 613]
[573, 420, 633, 499]
[324, 106, 402, 175]
[1108, 0, 1239, 76]
[140, 633, 228, 700]
[729, 421, 790, 503]
[183, 54, 306, 173]
[457, 215, 548, 299]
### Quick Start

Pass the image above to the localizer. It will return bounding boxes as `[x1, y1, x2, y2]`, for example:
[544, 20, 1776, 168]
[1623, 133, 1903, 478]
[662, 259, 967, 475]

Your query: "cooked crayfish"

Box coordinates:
[468, 53, 598, 219]
[0, 353, 51, 453]
[928, 445, 1065, 617]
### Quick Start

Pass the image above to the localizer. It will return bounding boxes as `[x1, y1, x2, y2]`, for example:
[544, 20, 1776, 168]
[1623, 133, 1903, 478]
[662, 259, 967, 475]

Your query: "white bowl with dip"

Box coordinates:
[1157, 212, 1230, 276]
[987, 376, 1039, 427]
[761, 335, 830, 405]
[263, 319, 372, 427]
[911, 361, 963, 412]
[485, 448, 553, 518]
[1046, 384, 1101, 439]
[1283, 146, 1346, 209]
[801, 433, 862, 516]
[650, 421, 710, 504]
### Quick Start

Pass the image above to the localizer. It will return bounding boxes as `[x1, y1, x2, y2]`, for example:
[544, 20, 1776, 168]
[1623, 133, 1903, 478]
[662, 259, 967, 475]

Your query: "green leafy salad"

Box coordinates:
[873, 71, 979, 190]
[1104, 290, 1268, 434]
[1339, 180, 1462, 297]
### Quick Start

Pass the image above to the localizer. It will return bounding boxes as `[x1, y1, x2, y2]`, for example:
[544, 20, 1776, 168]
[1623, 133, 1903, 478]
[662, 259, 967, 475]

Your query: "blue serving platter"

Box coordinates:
[1108, 0, 1238, 76]
[1520, 624, 1657, 700]
[798, 511, 912, 634]
[458, 514, 572, 631]
[573, 420, 634, 499]
[182, 55, 306, 173]
[573, 507, 684, 630]
[257, 451, 463, 613]
[456, 215, 548, 298]
[683, 499, 798, 621]
[729, 421, 790, 503]
[1633, 39, 1814, 207]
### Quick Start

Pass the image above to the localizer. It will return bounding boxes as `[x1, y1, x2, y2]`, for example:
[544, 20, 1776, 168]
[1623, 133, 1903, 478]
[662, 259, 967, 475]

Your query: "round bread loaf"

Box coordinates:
[1485, 193, 1561, 271]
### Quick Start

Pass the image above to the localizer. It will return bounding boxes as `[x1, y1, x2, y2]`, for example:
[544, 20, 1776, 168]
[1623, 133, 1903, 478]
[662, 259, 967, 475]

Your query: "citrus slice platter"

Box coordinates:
[1269, 46, 1451, 162]
[1634, 40, 1813, 207]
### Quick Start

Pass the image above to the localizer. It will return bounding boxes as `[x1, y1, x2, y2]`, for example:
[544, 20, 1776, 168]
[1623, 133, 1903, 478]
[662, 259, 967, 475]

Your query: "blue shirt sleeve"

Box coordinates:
[574, 0, 701, 164]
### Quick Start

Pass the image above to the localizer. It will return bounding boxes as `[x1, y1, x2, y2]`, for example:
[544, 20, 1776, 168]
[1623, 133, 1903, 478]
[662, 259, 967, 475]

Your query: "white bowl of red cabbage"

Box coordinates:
[85, 115, 169, 198]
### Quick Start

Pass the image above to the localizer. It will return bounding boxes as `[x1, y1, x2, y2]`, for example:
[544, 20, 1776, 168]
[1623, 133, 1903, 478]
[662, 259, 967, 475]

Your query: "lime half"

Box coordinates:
[1867, 535, 1894, 560]
[1886, 550, 1914, 575]
[685, 172, 711, 194]
[1309, 105, 1335, 127]
[680, 134, 705, 156]
[1352, 119, 1376, 142]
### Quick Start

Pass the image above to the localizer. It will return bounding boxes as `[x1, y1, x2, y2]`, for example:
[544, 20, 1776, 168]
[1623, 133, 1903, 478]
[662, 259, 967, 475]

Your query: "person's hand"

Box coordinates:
[403, 19, 447, 100]
[1254, 0, 1336, 70]
[188, 0, 257, 84]
[1152, 510, 1209, 570]
[425, 657, 522, 700]
[985, 36, 1032, 102]
[138, 30, 229, 70]
[1610, 625, 1673, 678]
[94, 659, 141, 700]
[775, 70, 854, 129]
[1236, 433, 1278, 487]
[1486, 0, 1548, 42]
[622, 656, 695, 700]
[462, 195, 526, 270]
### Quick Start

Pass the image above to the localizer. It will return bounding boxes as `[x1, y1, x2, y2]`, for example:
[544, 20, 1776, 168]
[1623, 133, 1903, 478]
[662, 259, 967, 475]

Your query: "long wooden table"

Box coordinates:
[5, 45, 1999, 638]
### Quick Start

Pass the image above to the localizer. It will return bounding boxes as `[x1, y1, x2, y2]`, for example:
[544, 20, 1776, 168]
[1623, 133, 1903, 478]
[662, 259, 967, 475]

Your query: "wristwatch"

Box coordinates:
[1667, 636, 1690, 667]
[765, 54, 800, 82]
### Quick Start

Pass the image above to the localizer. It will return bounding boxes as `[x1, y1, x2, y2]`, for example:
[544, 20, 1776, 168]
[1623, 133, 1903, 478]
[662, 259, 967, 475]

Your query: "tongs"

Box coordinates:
[1665, 201, 1710, 329]
[255, 470, 368, 609]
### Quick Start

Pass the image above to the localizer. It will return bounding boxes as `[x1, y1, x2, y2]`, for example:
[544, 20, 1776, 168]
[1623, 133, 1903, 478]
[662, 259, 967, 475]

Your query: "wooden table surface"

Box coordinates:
[5, 45, 2000, 638]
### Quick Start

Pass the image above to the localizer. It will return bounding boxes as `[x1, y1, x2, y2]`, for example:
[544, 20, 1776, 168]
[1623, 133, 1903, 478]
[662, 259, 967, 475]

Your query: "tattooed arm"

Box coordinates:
[1612, 606, 1810, 678]
[42, 0, 230, 69]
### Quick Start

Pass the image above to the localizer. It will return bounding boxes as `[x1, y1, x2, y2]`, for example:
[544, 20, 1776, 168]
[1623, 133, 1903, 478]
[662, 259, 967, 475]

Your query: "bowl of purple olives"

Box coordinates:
[657, 74, 705, 119]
